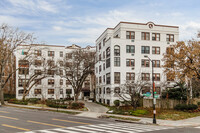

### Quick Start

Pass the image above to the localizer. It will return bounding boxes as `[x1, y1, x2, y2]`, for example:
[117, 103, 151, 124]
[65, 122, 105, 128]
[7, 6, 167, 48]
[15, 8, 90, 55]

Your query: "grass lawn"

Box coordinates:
[107, 106, 200, 120]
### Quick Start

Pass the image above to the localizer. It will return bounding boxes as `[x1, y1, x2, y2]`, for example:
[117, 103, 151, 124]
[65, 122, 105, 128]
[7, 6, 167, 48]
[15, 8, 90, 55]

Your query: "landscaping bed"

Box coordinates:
[8, 98, 86, 110]
[107, 105, 200, 120]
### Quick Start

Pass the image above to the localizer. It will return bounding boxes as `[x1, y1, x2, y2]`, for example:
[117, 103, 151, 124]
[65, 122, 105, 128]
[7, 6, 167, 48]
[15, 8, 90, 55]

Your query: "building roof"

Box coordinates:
[96, 21, 179, 42]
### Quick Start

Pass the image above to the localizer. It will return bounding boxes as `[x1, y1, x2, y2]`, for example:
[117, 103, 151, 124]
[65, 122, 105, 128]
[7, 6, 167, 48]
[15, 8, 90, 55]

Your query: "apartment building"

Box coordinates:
[15, 44, 95, 100]
[95, 21, 179, 105]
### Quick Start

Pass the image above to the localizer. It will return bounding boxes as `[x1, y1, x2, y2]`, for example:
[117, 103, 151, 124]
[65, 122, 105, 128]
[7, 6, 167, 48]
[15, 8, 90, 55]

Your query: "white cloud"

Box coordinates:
[6, 0, 58, 14]
[179, 21, 200, 40]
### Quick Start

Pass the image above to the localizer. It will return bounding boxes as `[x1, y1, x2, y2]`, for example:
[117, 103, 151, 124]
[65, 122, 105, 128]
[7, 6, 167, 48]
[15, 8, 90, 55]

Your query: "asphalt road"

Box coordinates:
[0, 106, 199, 133]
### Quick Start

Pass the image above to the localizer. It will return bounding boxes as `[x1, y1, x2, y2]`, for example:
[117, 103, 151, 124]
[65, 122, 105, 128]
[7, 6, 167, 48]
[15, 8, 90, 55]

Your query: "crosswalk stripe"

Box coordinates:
[195, 126, 200, 128]
[86, 125, 136, 133]
[53, 128, 80, 133]
[22, 123, 176, 133]
[66, 127, 100, 133]
[37, 130, 58, 133]
[76, 125, 125, 133]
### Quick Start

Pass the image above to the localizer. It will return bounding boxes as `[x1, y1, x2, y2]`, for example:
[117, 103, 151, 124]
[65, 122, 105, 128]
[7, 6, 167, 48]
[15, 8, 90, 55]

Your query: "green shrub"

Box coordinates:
[27, 98, 40, 104]
[70, 102, 84, 109]
[197, 102, 200, 106]
[114, 100, 120, 107]
[8, 99, 28, 105]
[174, 104, 198, 111]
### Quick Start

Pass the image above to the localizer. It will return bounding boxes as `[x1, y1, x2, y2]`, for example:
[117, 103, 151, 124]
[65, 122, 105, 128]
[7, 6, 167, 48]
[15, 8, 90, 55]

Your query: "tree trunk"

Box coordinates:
[74, 92, 80, 102]
[0, 88, 4, 105]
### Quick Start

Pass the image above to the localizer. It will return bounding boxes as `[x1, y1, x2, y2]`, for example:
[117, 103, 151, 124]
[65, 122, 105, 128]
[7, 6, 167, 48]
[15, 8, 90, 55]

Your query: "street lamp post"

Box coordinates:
[144, 55, 156, 124]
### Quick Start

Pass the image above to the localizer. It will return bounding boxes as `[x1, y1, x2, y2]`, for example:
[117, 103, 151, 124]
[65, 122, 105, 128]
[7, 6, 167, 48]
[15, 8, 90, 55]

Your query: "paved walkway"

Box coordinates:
[76, 101, 109, 118]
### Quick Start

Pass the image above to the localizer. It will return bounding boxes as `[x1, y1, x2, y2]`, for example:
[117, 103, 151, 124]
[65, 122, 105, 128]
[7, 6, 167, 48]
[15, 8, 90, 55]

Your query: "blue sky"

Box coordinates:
[0, 0, 200, 47]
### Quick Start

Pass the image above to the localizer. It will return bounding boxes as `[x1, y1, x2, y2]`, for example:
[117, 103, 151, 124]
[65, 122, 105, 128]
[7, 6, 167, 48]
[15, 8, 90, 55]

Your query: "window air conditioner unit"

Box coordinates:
[131, 39, 135, 42]
[131, 54, 134, 56]
[131, 67, 135, 70]
[167, 42, 170, 44]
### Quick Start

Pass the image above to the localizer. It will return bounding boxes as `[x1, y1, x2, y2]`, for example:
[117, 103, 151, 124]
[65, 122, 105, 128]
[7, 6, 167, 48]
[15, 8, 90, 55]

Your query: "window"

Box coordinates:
[141, 59, 150, 67]
[126, 59, 135, 67]
[19, 60, 29, 67]
[166, 47, 174, 54]
[35, 79, 41, 85]
[103, 75, 105, 83]
[99, 76, 102, 84]
[60, 79, 63, 85]
[47, 70, 55, 75]
[142, 73, 150, 81]
[59, 61, 64, 66]
[106, 58, 110, 68]
[34, 60, 42, 66]
[142, 32, 150, 40]
[141, 46, 150, 54]
[106, 73, 110, 84]
[47, 60, 54, 67]
[48, 89, 54, 94]
[126, 45, 135, 53]
[60, 89, 63, 94]
[126, 31, 135, 39]
[59, 69, 63, 75]
[153, 73, 160, 81]
[66, 80, 71, 86]
[66, 89, 72, 94]
[34, 89, 41, 94]
[18, 89, 28, 94]
[98, 54, 101, 61]
[106, 47, 110, 58]
[35, 50, 41, 56]
[114, 45, 120, 56]
[19, 68, 29, 75]
[152, 60, 160, 67]
[103, 38, 106, 46]
[114, 87, 120, 93]
[98, 43, 101, 50]
[48, 79, 54, 85]
[142, 87, 150, 94]
[99, 65, 101, 72]
[166, 34, 174, 42]
[103, 63, 105, 70]
[60, 51, 63, 57]
[103, 51, 105, 59]
[114, 72, 120, 84]
[152, 33, 160, 41]
[34, 69, 41, 75]
[66, 53, 72, 58]
[18, 79, 28, 87]
[99, 88, 102, 94]
[106, 87, 111, 94]
[48, 51, 54, 56]
[114, 57, 120, 67]
[152, 47, 160, 54]
[126, 72, 135, 80]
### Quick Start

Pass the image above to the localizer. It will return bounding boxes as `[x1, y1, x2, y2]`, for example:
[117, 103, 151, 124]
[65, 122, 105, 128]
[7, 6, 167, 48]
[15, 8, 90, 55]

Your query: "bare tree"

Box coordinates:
[117, 74, 151, 110]
[0, 24, 34, 104]
[62, 49, 95, 101]
[17, 45, 57, 101]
